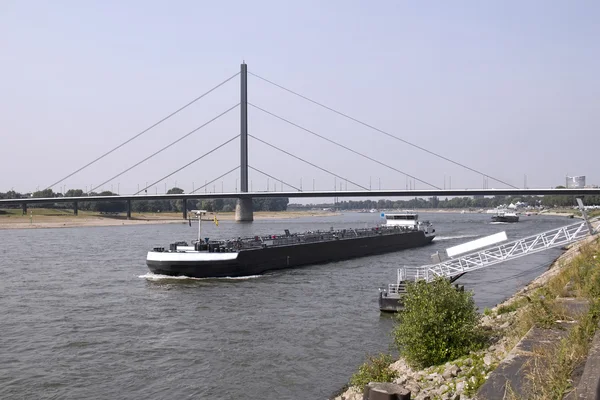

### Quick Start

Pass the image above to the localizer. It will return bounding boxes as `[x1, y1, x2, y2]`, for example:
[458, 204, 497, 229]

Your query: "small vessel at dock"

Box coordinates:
[146, 210, 436, 278]
[491, 208, 519, 223]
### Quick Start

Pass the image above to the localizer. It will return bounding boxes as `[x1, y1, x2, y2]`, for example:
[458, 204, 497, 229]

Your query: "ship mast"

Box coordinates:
[192, 210, 206, 244]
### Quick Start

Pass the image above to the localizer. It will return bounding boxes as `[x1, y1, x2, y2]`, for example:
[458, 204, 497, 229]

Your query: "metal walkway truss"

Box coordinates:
[401, 219, 599, 283]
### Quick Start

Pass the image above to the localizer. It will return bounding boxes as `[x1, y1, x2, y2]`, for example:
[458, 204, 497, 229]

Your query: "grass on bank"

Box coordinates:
[0, 208, 330, 221]
[0, 208, 188, 220]
[0, 208, 78, 217]
[489, 238, 600, 399]
[511, 239, 600, 399]
[576, 209, 600, 219]
[350, 353, 398, 389]
[0, 208, 115, 218]
[540, 208, 600, 219]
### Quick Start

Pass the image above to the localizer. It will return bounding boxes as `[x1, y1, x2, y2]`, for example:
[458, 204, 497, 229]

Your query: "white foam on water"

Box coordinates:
[433, 234, 478, 241]
[138, 272, 263, 281]
[490, 222, 508, 225]
[220, 275, 264, 280]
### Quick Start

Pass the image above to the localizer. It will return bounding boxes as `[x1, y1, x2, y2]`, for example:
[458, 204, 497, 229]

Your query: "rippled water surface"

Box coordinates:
[0, 212, 572, 399]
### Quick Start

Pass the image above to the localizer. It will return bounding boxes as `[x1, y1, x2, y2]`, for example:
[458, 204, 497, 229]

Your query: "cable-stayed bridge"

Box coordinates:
[2, 63, 598, 220]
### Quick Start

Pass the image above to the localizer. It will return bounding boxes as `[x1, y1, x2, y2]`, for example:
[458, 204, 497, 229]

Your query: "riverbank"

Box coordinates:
[335, 222, 600, 400]
[0, 209, 340, 230]
[345, 208, 583, 217]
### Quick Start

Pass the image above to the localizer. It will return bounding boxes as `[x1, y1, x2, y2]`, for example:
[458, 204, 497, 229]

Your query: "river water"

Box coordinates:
[0, 212, 571, 399]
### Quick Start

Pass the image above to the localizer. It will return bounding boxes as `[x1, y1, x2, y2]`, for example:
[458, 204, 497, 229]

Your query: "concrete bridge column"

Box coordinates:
[235, 63, 253, 222]
[183, 199, 188, 220]
[235, 198, 253, 222]
[126, 199, 131, 220]
[22, 203, 27, 216]
[73, 201, 78, 216]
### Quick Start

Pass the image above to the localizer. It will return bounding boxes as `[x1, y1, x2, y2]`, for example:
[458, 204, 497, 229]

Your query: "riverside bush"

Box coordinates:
[393, 277, 486, 369]
[349, 353, 398, 388]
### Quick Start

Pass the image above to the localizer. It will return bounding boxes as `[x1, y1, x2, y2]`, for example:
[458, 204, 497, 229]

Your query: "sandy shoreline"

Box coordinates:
[0, 207, 579, 230]
[0, 210, 341, 230]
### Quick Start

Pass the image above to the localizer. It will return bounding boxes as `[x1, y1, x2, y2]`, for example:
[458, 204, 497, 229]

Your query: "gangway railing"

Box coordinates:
[401, 218, 599, 283]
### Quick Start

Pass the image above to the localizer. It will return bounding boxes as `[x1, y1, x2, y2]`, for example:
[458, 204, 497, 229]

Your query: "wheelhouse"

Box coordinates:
[384, 212, 419, 227]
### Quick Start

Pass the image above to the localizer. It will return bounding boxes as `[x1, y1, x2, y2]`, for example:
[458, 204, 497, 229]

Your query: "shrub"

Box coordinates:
[497, 303, 518, 315]
[497, 297, 528, 315]
[349, 353, 398, 388]
[393, 277, 487, 369]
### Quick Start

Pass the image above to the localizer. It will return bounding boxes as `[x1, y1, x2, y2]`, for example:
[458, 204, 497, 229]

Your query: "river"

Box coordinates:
[0, 212, 571, 399]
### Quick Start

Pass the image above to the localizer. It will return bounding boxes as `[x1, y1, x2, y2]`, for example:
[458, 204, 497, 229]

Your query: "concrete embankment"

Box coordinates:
[336, 226, 600, 400]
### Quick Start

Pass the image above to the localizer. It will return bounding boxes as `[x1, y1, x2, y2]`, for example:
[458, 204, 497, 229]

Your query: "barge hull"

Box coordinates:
[147, 231, 434, 278]
[491, 216, 519, 223]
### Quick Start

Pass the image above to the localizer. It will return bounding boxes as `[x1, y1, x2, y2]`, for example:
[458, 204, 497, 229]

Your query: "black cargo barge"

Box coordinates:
[146, 212, 435, 278]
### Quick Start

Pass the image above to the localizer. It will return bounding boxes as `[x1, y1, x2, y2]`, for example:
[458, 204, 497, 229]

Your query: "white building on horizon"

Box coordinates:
[566, 175, 586, 188]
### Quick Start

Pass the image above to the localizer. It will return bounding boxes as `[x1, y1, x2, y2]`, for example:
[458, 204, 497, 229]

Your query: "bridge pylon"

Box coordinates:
[235, 62, 253, 222]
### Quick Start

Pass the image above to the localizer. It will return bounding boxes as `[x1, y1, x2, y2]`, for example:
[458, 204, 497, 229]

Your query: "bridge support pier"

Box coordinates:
[183, 199, 187, 220]
[235, 198, 253, 222]
[22, 203, 27, 216]
[73, 201, 78, 216]
[235, 63, 253, 222]
[126, 199, 131, 220]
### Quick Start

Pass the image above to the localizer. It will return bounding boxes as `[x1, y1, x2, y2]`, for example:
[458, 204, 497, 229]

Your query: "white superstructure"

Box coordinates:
[383, 211, 435, 236]
[384, 211, 419, 227]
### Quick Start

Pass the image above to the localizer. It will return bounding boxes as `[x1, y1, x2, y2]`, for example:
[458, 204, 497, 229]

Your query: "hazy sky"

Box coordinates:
[1, 1, 598, 201]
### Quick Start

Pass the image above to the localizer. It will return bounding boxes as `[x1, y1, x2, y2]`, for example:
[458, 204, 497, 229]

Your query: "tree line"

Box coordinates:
[290, 193, 600, 210]
[2, 186, 598, 212]
[0, 188, 289, 213]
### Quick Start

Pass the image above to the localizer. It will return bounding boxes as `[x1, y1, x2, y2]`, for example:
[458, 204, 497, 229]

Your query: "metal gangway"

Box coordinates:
[400, 217, 599, 284]
[379, 200, 599, 311]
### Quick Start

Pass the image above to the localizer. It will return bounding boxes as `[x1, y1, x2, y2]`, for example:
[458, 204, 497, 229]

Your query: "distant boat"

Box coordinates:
[491, 208, 519, 223]
[369, 209, 377, 213]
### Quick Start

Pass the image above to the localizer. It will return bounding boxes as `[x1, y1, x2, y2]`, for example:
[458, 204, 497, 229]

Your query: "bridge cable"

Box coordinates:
[135, 135, 240, 195]
[248, 71, 517, 189]
[248, 165, 301, 192]
[89, 103, 239, 194]
[44, 71, 240, 191]
[187, 166, 240, 195]
[248, 103, 441, 190]
[249, 134, 369, 191]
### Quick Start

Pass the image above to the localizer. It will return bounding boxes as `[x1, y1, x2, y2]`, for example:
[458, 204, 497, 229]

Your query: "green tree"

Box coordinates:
[393, 277, 486, 368]
[201, 200, 214, 212]
[93, 191, 126, 213]
[132, 200, 150, 212]
[32, 189, 55, 198]
[213, 198, 224, 211]
[0, 190, 23, 208]
[65, 189, 85, 198]
[166, 187, 185, 212]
